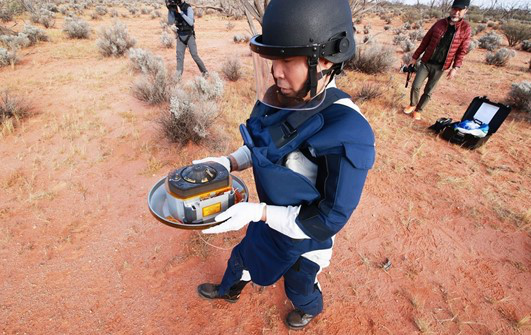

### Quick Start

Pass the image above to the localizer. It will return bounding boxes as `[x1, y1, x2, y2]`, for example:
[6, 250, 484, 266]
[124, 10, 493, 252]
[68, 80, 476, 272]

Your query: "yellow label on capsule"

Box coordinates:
[203, 203, 221, 217]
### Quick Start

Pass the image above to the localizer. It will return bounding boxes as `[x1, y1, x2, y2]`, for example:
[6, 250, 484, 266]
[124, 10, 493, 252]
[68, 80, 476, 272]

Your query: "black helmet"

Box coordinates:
[250, 0, 355, 98]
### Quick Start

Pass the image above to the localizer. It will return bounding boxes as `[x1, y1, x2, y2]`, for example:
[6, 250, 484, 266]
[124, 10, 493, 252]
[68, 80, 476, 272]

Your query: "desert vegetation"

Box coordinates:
[0, 0, 530, 334]
[0, 90, 31, 136]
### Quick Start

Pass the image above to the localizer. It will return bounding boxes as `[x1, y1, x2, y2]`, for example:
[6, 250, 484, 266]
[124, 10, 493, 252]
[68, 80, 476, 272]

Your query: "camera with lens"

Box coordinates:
[401, 63, 417, 88]
[165, 0, 181, 7]
[400, 64, 416, 74]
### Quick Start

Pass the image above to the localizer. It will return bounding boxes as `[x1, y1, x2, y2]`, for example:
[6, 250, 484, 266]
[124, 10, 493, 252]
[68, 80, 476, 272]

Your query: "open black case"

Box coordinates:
[430, 96, 511, 149]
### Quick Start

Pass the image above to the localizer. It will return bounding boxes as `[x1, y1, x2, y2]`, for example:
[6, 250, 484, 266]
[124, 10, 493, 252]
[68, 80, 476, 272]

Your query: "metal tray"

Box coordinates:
[148, 175, 249, 230]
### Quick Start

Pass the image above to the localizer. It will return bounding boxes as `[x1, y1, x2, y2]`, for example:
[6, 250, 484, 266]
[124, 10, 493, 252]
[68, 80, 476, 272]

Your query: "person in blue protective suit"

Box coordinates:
[193, 0, 375, 330]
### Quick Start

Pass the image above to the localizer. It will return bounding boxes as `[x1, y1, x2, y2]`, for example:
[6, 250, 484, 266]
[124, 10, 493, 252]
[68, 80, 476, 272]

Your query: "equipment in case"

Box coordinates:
[430, 96, 511, 149]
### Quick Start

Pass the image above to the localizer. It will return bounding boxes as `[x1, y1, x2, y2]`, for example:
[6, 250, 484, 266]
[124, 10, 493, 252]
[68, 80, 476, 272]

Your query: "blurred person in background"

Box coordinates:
[166, 0, 208, 77]
[404, 0, 471, 121]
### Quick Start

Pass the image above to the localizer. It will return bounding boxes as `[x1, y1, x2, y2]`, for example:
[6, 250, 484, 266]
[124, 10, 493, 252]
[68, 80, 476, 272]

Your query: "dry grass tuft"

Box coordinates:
[0, 91, 32, 136]
[413, 317, 432, 333]
[355, 83, 383, 102]
[222, 57, 242, 81]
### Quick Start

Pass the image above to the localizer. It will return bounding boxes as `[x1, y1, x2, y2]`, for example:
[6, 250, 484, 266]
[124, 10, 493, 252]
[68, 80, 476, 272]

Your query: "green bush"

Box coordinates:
[501, 21, 531, 47]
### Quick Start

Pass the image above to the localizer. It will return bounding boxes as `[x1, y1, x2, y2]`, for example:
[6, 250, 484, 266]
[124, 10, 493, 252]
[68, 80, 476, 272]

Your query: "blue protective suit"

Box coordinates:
[218, 87, 375, 315]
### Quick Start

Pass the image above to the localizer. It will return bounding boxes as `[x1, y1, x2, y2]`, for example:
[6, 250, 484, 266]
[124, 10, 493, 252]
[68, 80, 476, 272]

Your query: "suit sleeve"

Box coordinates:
[295, 153, 369, 242]
[179, 7, 194, 26]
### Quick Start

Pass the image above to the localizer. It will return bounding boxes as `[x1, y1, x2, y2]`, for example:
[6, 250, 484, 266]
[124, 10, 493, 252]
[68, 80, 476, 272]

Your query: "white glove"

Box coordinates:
[192, 156, 230, 172]
[202, 202, 266, 234]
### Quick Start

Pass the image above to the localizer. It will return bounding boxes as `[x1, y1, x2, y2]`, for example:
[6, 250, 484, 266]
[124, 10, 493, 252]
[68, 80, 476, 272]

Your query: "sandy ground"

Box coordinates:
[1, 8, 530, 335]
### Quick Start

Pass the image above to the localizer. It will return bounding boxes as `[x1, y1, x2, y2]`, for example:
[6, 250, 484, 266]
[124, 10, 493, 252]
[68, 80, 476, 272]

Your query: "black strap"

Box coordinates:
[178, 33, 193, 45]
[269, 88, 351, 148]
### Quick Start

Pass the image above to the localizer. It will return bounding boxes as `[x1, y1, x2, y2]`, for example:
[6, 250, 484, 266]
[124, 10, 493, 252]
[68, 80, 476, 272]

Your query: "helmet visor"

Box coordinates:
[251, 52, 326, 110]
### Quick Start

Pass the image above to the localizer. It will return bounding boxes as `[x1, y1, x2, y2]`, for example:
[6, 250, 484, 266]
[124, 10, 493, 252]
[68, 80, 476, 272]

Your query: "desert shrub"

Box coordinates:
[186, 72, 224, 100]
[22, 24, 48, 45]
[468, 39, 478, 53]
[411, 21, 422, 30]
[400, 39, 415, 52]
[44, 3, 58, 13]
[355, 83, 382, 102]
[362, 35, 372, 44]
[222, 57, 241, 81]
[160, 74, 224, 145]
[0, 9, 13, 22]
[393, 28, 405, 35]
[423, 9, 437, 19]
[346, 44, 396, 74]
[409, 29, 424, 42]
[402, 10, 421, 24]
[384, 25, 391, 31]
[129, 48, 172, 104]
[0, 90, 32, 135]
[488, 21, 500, 30]
[0, 0, 23, 22]
[140, 7, 150, 15]
[476, 23, 487, 33]
[196, 8, 203, 18]
[63, 17, 90, 39]
[0, 34, 30, 49]
[506, 81, 531, 113]
[233, 34, 250, 44]
[485, 48, 515, 67]
[522, 40, 531, 52]
[128, 7, 137, 15]
[0, 47, 18, 67]
[363, 25, 370, 35]
[226, 21, 235, 31]
[151, 10, 161, 19]
[31, 9, 55, 28]
[393, 34, 408, 45]
[133, 71, 170, 104]
[467, 13, 485, 23]
[128, 48, 162, 75]
[90, 11, 101, 20]
[95, 5, 107, 16]
[97, 21, 136, 57]
[160, 31, 174, 48]
[160, 88, 219, 144]
[110, 8, 119, 17]
[402, 22, 411, 30]
[501, 21, 531, 47]
[478, 32, 502, 51]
